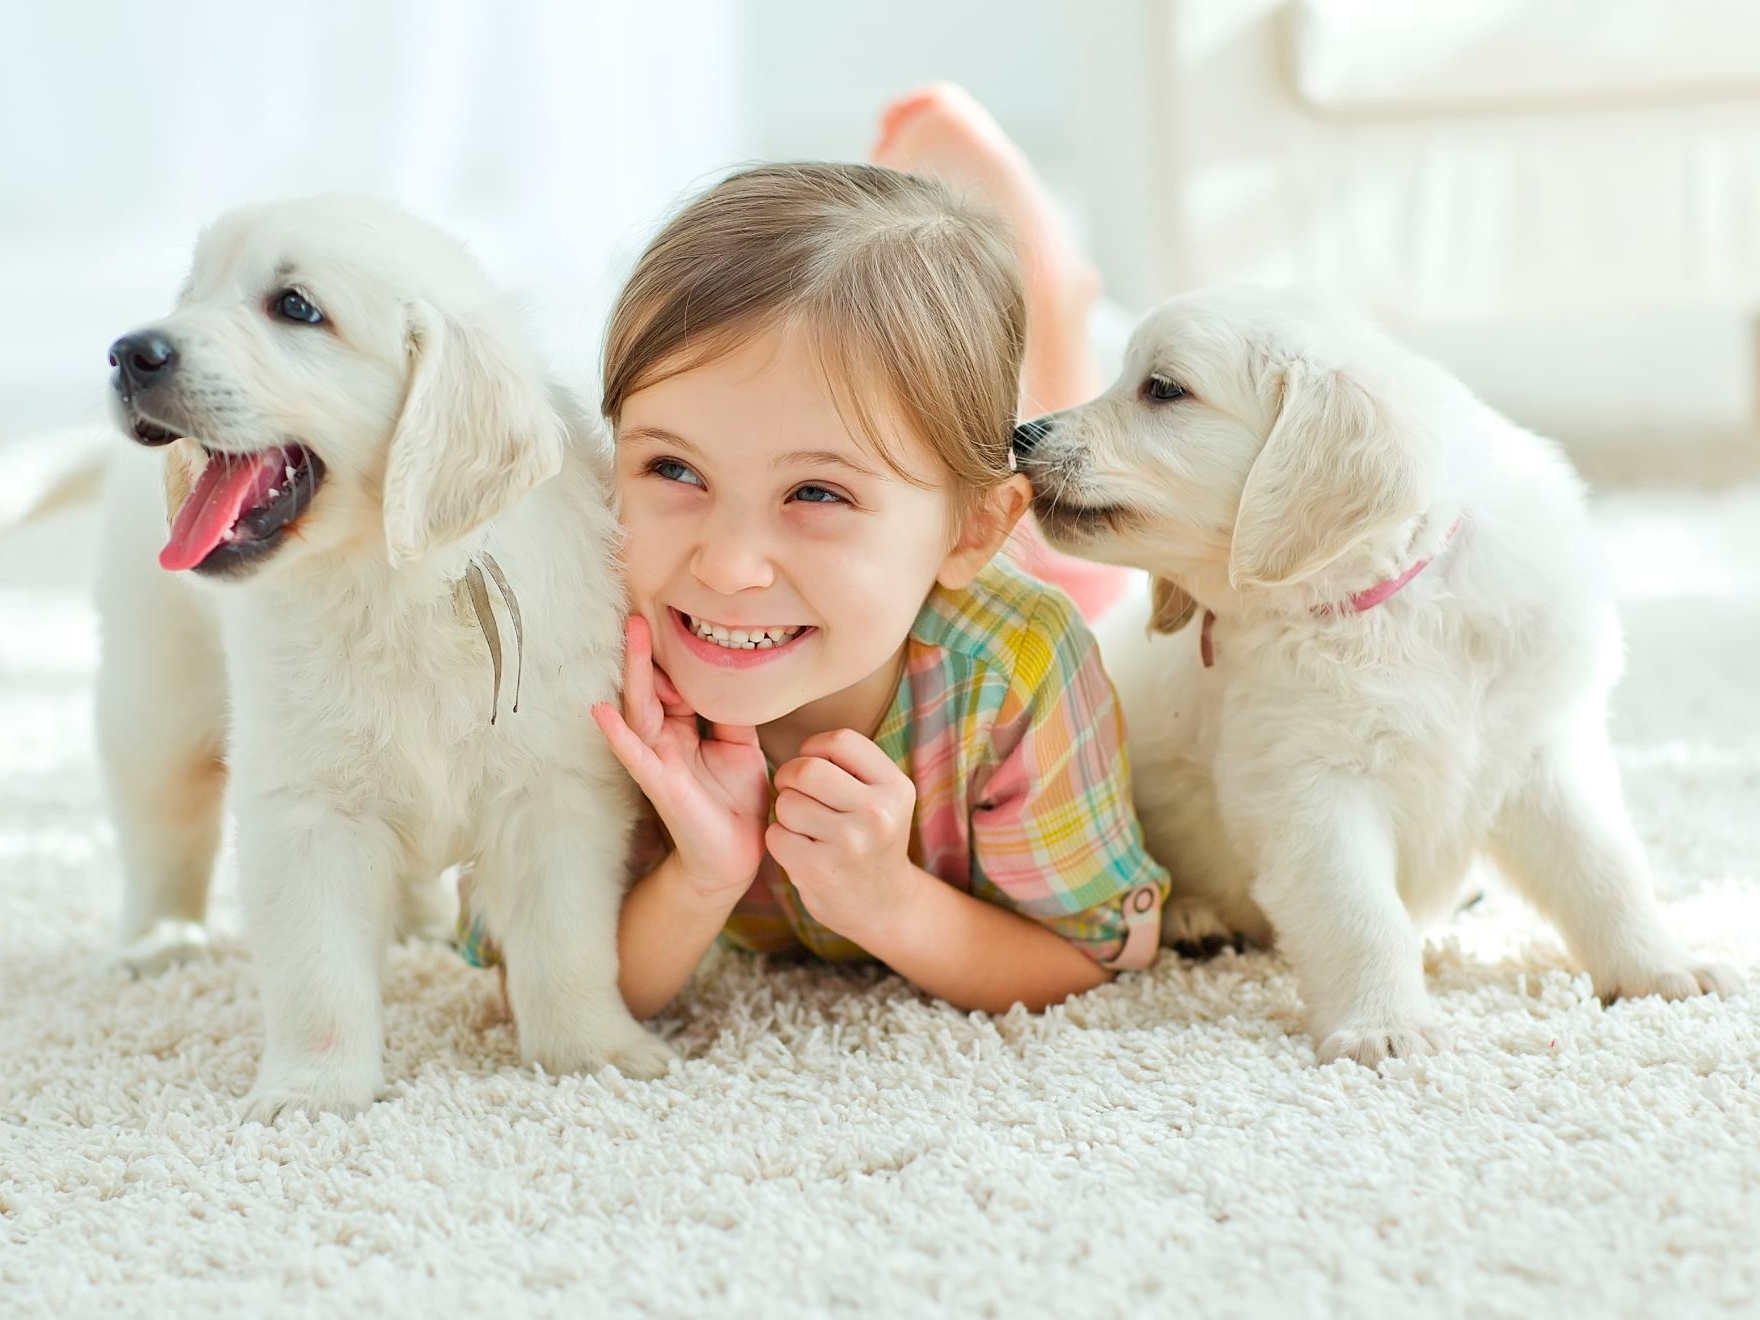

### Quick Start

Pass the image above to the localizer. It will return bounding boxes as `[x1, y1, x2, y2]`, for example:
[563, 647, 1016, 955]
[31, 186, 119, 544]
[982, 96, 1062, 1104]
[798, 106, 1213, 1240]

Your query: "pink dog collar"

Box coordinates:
[1200, 517, 1463, 669]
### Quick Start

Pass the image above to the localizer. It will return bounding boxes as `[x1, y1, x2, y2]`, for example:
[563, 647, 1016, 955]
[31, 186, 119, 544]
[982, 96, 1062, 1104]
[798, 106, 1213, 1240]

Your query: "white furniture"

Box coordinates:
[1145, 0, 1760, 444]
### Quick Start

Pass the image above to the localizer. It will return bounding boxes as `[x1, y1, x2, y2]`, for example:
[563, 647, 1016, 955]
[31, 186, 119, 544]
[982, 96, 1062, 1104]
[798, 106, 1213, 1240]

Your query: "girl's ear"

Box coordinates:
[936, 474, 1032, 591]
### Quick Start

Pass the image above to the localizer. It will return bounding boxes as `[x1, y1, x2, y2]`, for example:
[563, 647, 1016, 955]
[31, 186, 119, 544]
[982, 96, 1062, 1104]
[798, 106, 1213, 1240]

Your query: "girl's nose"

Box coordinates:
[690, 515, 775, 595]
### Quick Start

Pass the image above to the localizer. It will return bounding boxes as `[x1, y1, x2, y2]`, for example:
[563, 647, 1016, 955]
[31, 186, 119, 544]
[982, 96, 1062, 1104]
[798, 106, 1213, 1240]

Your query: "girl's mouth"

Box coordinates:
[669, 608, 815, 668]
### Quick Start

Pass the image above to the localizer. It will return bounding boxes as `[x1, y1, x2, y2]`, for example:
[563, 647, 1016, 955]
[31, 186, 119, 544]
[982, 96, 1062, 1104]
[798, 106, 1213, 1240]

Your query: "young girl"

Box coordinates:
[592, 161, 1169, 1016]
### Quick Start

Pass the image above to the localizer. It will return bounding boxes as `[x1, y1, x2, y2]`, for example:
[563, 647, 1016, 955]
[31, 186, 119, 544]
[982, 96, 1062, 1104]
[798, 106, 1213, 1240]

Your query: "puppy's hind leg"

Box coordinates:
[95, 506, 226, 974]
[1492, 723, 1742, 1003]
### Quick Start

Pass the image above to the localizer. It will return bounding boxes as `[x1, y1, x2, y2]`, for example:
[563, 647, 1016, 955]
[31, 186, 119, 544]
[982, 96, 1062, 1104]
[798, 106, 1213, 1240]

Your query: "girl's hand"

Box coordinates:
[592, 615, 770, 899]
[767, 729, 922, 945]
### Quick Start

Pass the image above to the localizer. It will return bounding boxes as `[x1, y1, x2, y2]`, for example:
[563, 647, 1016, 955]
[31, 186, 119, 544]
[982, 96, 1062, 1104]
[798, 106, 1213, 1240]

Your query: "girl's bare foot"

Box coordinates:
[872, 82, 1102, 414]
[873, 83, 1129, 621]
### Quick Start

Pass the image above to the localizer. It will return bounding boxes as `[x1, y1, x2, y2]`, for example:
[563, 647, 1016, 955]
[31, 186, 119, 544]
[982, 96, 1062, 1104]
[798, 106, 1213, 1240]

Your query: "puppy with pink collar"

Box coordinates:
[1017, 285, 1742, 1066]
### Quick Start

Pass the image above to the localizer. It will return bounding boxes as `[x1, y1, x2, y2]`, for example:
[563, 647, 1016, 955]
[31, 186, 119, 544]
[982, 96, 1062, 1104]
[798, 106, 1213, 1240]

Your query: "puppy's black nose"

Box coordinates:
[1012, 417, 1053, 455]
[108, 331, 178, 397]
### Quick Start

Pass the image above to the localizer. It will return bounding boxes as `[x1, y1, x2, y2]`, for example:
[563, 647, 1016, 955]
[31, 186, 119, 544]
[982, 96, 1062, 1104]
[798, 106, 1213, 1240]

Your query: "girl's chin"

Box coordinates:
[673, 680, 800, 731]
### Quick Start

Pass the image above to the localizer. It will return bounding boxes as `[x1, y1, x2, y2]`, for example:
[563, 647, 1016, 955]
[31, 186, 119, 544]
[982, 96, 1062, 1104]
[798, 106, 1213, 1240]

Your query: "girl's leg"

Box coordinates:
[873, 83, 1132, 621]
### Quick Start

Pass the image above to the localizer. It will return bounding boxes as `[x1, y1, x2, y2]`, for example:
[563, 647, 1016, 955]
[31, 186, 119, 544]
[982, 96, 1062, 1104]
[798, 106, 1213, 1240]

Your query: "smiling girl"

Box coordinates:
[575, 161, 1172, 1018]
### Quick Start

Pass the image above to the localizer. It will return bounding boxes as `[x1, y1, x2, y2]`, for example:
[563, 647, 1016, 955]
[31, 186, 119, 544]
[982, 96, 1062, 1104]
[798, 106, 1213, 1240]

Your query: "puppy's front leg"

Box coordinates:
[1493, 724, 1742, 1003]
[481, 776, 676, 1081]
[1242, 787, 1444, 1066]
[239, 800, 400, 1122]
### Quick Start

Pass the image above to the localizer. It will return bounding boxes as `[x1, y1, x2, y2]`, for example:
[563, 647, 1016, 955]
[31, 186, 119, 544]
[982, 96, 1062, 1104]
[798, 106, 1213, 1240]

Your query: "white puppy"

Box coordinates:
[1015, 286, 1740, 1065]
[90, 196, 673, 1119]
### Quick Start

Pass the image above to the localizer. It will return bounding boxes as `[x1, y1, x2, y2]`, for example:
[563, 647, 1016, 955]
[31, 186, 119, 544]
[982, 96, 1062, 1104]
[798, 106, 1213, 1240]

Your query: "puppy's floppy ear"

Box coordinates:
[1228, 358, 1430, 588]
[382, 300, 565, 564]
[1148, 577, 1198, 635]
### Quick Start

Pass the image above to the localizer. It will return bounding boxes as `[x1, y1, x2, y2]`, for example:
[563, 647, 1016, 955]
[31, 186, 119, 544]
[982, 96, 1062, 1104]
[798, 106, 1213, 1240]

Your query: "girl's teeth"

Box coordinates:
[687, 615, 802, 649]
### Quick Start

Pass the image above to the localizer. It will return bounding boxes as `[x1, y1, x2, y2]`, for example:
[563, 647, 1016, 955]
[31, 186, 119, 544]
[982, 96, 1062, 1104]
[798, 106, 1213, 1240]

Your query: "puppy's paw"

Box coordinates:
[603, 1029, 680, 1081]
[1595, 959, 1744, 1004]
[242, 1061, 381, 1125]
[1160, 899, 1241, 959]
[523, 1017, 678, 1081]
[242, 1087, 372, 1125]
[1317, 1019, 1447, 1068]
[114, 920, 210, 976]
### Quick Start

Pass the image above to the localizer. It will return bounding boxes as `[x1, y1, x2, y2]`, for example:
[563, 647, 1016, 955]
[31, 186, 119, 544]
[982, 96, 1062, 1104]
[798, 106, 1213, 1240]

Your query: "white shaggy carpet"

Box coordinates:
[2, 490, 1758, 1319]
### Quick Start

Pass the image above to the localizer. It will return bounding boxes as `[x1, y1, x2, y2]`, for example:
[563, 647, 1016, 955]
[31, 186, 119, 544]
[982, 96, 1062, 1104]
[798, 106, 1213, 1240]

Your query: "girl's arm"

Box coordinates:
[617, 850, 749, 1020]
[856, 864, 1109, 1012]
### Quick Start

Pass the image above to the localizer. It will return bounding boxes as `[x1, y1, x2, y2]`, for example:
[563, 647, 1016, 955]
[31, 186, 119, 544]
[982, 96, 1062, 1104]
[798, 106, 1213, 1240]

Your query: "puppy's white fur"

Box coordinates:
[1024, 286, 1741, 1066]
[95, 197, 672, 1120]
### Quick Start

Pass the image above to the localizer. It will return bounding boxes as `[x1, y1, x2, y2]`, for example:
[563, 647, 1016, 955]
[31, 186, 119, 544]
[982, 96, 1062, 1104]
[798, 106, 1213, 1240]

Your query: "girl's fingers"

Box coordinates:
[795, 728, 900, 786]
[765, 819, 811, 870]
[773, 754, 866, 811]
[773, 787, 839, 842]
[652, 663, 683, 708]
[621, 615, 663, 740]
[591, 701, 666, 794]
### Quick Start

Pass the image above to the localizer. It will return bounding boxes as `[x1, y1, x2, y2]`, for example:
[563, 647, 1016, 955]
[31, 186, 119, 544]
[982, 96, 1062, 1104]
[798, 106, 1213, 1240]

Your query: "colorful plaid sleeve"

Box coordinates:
[966, 584, 1168, 970]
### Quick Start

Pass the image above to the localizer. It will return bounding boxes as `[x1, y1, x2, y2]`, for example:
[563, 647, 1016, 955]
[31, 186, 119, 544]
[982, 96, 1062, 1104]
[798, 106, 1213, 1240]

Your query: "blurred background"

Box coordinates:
[6, 0, 1760, 474]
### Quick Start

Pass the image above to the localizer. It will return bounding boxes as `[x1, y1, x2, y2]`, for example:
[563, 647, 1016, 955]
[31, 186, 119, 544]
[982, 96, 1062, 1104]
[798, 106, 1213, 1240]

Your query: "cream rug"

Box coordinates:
[2, 490, 1757, 1319]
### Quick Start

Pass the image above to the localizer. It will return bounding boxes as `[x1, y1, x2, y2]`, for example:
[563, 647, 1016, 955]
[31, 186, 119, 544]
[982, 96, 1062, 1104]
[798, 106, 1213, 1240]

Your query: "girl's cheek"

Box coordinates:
[786, 505, 867, 544]
[622, 485, 691, 525]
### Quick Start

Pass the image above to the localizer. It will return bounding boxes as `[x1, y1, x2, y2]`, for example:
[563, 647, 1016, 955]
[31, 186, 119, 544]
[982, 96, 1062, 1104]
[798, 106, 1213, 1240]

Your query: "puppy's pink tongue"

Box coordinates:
[159, 452, 280, 572]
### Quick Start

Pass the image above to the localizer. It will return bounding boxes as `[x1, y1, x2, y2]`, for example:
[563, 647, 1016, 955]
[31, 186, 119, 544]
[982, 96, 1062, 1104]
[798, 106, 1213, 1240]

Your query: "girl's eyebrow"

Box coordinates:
[620, 425, 698, 453]
[778, 449, 881, 479]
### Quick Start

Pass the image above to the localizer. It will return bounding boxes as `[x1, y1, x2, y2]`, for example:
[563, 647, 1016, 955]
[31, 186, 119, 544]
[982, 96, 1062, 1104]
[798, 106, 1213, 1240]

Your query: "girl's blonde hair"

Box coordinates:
[601, 162, 1026, 519]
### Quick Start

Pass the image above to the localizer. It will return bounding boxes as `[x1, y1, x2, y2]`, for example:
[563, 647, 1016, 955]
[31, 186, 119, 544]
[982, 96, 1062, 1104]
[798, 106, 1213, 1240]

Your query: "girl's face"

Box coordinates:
[616, 322, 976, 730]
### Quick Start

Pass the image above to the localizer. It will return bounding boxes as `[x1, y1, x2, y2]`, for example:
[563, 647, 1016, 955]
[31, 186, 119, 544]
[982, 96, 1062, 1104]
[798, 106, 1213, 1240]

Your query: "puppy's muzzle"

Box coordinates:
[109, 330, 181, 439]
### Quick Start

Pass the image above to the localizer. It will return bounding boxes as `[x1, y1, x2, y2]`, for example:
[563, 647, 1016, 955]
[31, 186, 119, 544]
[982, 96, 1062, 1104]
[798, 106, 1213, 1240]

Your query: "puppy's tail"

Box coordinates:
[0, 425, 114, 537]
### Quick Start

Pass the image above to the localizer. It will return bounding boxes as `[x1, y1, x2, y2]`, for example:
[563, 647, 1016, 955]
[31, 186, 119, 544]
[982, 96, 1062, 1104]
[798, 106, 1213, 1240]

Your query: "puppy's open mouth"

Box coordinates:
[131, 418, 180, 446]
[160, 443, 326, 575]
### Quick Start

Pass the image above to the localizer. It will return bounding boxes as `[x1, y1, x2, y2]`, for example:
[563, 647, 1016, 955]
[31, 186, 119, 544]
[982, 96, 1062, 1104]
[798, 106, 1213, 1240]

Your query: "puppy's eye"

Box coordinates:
[1143, 375, 1186, 402]
[271, 289, 324, 326]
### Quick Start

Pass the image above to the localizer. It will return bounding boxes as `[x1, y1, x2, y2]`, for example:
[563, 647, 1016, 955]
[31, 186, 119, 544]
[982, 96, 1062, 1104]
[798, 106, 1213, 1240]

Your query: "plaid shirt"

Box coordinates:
[722, 560, 1167, 970]
[459, 561, 1167, 973]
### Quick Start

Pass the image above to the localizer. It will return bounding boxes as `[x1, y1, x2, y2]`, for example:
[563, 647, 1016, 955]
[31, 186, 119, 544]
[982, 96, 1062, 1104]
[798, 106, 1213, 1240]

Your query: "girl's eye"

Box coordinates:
[788, 483, 847, 506]
[649, 458, 705, 487]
